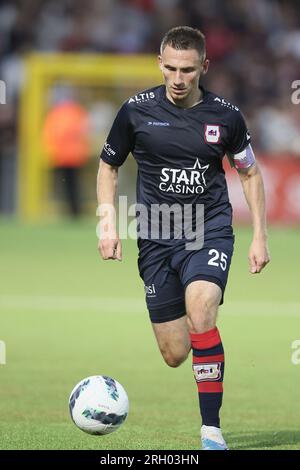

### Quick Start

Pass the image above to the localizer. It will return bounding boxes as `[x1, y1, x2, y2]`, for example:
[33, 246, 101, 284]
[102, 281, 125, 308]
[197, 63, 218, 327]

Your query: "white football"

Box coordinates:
[69, 375, 129, 435]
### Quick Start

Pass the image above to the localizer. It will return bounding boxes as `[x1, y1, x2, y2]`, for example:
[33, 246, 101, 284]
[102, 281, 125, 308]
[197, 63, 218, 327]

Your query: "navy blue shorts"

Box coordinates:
[138, 237, 234, 323]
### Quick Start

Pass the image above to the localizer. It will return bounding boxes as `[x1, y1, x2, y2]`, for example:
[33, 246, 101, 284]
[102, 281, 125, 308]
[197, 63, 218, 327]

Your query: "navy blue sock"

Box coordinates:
[190, 327, 225, 428]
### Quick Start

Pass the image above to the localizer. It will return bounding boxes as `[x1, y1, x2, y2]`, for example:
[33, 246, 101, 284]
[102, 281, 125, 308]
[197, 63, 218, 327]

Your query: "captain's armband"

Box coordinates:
[228, 144, 256, 170]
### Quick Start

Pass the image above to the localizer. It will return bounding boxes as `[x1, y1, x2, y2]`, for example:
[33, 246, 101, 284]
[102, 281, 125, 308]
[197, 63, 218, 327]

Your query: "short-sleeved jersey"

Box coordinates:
[100, 85, 251, 249]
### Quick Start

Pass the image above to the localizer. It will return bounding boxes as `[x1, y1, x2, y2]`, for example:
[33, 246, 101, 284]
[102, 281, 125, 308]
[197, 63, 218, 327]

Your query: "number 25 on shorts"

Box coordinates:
[208, 249, 228, 272]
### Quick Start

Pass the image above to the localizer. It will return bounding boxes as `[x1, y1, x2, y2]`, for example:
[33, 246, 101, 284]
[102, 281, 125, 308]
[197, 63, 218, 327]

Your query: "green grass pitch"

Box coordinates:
[0, 219, 299, 450]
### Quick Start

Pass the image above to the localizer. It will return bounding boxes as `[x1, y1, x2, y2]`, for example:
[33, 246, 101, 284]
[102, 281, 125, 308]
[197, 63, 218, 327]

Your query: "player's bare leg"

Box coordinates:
[185, 280, 228, 450]
[151, 316, 191, 368]
[185, 280, 221, 334]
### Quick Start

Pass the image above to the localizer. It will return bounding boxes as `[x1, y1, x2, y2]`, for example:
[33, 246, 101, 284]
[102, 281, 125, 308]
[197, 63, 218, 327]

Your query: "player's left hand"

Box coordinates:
[248, 238, 270, 274]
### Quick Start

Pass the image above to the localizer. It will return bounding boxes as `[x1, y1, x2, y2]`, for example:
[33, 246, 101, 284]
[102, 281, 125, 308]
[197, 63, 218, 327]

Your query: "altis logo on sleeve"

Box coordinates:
[128, 92, 155, 104]
[214, 96, 239, 111]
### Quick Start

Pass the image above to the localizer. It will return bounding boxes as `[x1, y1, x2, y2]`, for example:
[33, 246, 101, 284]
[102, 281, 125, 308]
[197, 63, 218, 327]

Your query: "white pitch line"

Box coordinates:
[0, 295, 299, 316]
[0, 295, 145, 313]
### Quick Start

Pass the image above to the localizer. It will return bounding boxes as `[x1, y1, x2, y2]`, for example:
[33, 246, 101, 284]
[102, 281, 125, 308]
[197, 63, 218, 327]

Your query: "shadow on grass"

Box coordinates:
[227, 430, 300, 450]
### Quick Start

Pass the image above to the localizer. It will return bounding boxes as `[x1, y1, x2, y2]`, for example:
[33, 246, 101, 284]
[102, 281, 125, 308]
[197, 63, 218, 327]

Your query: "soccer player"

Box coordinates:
[97, 26, 270, 450]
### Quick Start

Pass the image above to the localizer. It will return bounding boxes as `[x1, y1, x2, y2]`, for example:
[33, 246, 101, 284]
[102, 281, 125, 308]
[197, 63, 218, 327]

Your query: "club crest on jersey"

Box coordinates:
[204, 124, 221, 144]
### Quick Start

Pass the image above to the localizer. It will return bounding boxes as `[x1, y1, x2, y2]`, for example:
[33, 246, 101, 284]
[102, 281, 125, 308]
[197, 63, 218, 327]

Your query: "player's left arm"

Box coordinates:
[237, 161, 270, 274]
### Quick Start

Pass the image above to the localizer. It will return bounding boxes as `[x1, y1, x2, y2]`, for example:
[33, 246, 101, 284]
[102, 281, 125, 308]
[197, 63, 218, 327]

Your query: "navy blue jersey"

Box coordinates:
[100, 85, 251, 249]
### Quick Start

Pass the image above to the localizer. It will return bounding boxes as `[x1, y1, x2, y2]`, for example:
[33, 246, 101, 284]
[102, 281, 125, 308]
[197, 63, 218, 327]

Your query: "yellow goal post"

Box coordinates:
[19, 53, 160, 220]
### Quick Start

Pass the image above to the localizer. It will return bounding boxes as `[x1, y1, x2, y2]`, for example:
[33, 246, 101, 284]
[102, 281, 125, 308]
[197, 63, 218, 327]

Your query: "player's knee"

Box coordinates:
[187, 294, 219, 334]
[164, 356, 184, 368]
[188, 304, 217, 334]
[188, 316, 216, 335]
[162, 350, 188, 368]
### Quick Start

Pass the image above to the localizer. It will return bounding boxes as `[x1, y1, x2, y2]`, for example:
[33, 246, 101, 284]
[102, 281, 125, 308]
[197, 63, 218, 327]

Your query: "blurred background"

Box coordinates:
[0, 0, 300, 221]
[0, 0, 300, 451]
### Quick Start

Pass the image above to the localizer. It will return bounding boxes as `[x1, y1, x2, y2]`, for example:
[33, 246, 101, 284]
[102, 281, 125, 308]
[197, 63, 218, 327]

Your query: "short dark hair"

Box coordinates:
[160, 26, 206, 61]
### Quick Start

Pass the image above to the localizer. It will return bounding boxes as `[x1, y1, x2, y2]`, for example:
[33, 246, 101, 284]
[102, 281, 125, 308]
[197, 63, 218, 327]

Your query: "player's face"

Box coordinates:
[158, 45, 209, 107]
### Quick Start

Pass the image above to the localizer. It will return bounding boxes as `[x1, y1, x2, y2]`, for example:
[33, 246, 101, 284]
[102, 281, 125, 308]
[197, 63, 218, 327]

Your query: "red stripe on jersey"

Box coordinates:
[193, 354, 224, 364]
[190, 327, 221, 350]
[197, 382, 223, 393]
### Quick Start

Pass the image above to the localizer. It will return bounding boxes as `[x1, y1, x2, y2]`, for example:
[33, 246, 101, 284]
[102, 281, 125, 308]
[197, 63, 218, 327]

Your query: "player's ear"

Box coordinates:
[201, 58, 210, 75]
[158, 55, 163, 72]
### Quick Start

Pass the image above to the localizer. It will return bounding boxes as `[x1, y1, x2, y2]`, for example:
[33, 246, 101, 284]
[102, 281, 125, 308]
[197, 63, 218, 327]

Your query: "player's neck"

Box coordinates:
[166, 87, 203, 109]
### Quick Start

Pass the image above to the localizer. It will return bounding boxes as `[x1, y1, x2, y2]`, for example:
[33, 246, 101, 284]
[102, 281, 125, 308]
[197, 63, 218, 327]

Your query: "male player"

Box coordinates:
[97, 26, 270, 450]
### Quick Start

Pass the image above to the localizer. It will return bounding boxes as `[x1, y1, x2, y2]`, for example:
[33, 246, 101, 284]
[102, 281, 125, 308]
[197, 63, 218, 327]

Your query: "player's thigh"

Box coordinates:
[179, 237, 234, 332]
[152, 316, 191, 367]
[179, 237, 234, 305]
[138, 257, 190, 365]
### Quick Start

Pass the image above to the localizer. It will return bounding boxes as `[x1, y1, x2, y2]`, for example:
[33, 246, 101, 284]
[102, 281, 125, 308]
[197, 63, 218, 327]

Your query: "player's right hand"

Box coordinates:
[98, 237, 122, 261]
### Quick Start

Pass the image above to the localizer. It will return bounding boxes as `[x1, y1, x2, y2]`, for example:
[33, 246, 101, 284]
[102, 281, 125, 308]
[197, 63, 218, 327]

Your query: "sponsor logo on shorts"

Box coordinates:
[144, 283, 156, 297]
[193, 363, 221, 382]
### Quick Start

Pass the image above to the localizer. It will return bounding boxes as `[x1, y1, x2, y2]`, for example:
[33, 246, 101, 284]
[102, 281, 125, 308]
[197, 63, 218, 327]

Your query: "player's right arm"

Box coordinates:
[97, 101, 134, 261]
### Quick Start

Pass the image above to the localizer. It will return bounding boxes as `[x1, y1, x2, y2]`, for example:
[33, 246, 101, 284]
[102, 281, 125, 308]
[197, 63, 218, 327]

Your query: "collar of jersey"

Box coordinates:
[160, 85, 209, 111]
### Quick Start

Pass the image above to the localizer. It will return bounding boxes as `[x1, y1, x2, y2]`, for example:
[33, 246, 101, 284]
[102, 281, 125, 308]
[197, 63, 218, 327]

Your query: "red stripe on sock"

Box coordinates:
[193, 354, 224, 364]
[190, 327, 221, 350]
[197, 382, 223, 393]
